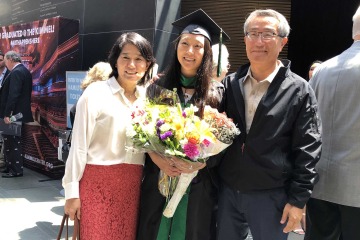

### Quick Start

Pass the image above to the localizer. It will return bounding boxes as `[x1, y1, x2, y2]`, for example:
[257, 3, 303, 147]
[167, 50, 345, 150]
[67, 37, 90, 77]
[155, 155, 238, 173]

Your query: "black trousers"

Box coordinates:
[217, 184, 288, 240]
[3, 134, 23, 175]
[137, 156, 217, 240]
[306, 198, 360, 240]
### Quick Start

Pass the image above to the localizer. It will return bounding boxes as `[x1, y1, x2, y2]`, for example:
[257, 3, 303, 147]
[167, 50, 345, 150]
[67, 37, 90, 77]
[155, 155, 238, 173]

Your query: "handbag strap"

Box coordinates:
[57, 214, 69, 240]
[57, 213, 80, 240]
[73, 214, 80, 239]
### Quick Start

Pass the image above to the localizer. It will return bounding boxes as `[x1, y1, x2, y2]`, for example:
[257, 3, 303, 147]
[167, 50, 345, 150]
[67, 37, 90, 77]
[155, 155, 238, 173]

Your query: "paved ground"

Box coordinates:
[0, 167, 70, 240]
[0, 167, 305, 240]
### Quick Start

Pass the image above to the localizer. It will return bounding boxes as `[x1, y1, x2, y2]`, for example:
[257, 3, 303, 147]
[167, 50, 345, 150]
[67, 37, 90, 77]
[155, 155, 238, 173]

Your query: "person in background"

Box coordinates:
[62, 32, 155, 239]
[211, 43, 230, 82]
[69, 61, 112, 126]
[0, 51, 10, 170]
[0, 51, 33, 178]
[0, 52, 9, 88]
[216, 9, 321, 240]
[306, 6, 360, 240]
[137, 9, 229, 240]
[308, 60, 322, 80]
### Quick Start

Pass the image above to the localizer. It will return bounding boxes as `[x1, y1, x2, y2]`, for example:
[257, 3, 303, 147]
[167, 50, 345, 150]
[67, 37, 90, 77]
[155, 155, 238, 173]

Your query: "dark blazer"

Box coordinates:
[0, 63, 33, 123]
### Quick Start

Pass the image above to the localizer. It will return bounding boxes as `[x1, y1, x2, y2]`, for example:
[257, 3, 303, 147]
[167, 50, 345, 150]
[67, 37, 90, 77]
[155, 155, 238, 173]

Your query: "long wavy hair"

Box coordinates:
[157, 35, 215, 117]
[108, 32, 156, 86]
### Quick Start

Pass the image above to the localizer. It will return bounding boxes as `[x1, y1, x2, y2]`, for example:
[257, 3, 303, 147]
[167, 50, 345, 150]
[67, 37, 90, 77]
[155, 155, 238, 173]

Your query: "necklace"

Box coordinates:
[125, 90, 136, 99]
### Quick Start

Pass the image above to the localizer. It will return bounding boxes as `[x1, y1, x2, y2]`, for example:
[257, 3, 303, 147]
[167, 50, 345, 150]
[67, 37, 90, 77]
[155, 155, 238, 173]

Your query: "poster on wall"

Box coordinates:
[65, 71, 86, 128]
[0, 16, 80, 178]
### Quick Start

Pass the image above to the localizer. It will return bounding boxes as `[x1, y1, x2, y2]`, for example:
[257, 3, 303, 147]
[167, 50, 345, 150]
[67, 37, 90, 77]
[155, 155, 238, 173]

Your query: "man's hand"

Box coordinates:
[4, 117, 11, 124]
[280, 203, 304, 233]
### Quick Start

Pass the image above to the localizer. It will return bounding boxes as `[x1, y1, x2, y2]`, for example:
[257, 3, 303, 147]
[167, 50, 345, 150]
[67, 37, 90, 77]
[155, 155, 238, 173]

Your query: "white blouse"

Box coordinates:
[62, 77, 145, 199]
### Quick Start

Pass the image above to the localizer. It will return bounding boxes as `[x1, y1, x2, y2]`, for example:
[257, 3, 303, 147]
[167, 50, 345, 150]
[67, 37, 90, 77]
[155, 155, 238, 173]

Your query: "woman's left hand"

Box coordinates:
[169, 156, 206, 173]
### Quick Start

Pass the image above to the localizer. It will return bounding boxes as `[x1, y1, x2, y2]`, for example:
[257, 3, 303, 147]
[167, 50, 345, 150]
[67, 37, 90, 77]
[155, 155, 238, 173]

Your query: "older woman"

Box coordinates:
[63, 32, 155, 240]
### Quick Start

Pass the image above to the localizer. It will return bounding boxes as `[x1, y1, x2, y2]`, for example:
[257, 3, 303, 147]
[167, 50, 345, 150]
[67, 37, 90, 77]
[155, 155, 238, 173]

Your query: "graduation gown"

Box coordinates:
[137, 84, 221, 240]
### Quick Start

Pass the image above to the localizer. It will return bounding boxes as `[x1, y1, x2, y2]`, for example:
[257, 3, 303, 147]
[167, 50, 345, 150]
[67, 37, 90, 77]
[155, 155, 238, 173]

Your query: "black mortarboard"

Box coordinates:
[172, 9, 230, 77]
[172, 9, 230, 44]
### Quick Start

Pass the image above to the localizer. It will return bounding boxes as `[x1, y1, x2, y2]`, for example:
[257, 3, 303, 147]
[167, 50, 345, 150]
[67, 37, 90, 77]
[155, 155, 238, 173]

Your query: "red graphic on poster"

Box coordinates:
[0, 17, 79, 177]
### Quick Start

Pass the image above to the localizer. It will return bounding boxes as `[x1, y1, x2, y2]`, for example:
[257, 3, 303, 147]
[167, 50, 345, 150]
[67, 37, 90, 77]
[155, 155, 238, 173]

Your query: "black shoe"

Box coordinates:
[2, 173, 23, 178]
[1, 168, 9, 173]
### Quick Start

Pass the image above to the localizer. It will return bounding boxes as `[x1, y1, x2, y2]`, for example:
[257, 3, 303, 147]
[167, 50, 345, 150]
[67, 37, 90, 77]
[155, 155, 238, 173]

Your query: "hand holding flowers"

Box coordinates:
[126, 85, 240, 217]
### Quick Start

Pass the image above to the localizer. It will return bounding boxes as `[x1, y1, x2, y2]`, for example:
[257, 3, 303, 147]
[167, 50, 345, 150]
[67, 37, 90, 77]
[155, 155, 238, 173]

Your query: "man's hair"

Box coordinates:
[5, 51, 22, 63]
[352, 6, 360, 39]
[244, 9, 291, 38]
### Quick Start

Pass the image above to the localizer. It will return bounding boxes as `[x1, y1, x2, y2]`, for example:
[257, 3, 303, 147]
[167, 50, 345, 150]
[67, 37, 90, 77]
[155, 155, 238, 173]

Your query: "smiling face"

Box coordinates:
[116, 43, 150, 85]
[244, 16, 288, 69]
[177, 33, 205, 77]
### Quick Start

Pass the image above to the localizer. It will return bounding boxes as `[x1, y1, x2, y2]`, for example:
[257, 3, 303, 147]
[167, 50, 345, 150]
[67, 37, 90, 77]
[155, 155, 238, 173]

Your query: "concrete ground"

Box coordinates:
[0, 167, 72, 240]
[0, 167, 304, 240]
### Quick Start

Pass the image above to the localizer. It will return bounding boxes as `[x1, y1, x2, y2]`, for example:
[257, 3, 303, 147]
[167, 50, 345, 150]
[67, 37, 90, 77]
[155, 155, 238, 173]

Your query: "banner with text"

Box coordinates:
[0, 17, 80, 178]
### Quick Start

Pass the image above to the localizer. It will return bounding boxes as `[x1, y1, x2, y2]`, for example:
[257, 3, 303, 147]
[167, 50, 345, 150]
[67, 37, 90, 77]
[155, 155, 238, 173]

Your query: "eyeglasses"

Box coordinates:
[245, 31, 282, 41]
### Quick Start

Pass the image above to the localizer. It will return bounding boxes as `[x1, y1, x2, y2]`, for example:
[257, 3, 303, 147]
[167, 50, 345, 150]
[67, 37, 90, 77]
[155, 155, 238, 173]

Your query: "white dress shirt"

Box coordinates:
[62, 77, 146, 199]
[242, 61, 283, 133]
[0, 68, 7, 87]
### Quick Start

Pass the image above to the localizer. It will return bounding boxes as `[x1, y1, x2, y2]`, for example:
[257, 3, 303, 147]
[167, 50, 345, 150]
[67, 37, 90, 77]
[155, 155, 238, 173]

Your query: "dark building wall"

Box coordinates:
[153, 0, 181, 72]
[0, 0, 160, 70]
[289, 0, 359, 79]
[1, 0, 358, 78]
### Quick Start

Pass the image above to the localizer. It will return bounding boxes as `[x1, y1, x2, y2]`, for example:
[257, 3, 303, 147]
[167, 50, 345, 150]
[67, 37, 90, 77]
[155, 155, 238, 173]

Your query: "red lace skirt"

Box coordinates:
[79, 163, 143, 240]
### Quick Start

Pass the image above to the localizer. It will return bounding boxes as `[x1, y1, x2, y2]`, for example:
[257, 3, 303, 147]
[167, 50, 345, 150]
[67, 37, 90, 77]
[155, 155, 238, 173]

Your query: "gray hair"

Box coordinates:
[5, 51, 22, 63]
[244, 9, 290, 38]
[352, 6, 360, 39]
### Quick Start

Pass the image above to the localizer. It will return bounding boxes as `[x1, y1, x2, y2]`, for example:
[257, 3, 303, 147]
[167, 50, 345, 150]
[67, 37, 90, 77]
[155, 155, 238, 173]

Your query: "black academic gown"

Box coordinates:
[137, 84, 220, 240]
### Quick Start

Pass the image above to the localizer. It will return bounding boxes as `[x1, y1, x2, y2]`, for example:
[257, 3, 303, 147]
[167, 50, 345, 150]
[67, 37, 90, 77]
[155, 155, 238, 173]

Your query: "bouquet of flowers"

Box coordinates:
[126, 85, 240, 217]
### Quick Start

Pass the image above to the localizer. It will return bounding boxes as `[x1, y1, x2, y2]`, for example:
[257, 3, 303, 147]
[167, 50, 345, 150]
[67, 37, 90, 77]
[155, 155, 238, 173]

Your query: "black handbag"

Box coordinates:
[61, 130, 72, 162]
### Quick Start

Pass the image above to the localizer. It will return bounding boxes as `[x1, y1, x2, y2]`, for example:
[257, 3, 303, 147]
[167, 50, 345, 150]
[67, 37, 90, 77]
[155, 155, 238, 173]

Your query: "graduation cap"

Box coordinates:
[172, 9, 230, 77]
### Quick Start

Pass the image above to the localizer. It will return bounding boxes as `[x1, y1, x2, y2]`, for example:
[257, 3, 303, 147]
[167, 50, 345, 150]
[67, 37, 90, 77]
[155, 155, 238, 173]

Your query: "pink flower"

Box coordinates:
[202, 139, 211, 147]
[183, 143, 199, 160]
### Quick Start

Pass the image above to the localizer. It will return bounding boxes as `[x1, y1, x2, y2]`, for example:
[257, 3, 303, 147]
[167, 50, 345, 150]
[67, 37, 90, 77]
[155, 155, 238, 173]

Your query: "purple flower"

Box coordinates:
[156, 120, 165, 127]
[184, 143, 199, 159]
[182, 111, 187, 118]
[160, 131, 173, 140]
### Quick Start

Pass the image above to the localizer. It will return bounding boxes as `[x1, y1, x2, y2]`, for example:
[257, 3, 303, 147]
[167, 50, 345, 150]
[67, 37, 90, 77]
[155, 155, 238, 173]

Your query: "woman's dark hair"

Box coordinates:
[157, 35, 215, 117]
[108, 32, 156, 85]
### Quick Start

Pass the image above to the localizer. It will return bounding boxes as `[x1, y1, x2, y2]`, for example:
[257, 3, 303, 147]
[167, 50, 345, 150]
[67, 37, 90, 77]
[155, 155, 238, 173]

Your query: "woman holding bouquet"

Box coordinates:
[62, 32, 155, 239]
[137, 9, 229, 240]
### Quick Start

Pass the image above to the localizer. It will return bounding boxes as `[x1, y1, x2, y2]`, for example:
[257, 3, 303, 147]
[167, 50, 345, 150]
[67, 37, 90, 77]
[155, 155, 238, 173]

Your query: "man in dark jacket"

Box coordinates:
[0, 51, 33, 178]
[216, 9, 322, 240]
[0, 51, 10, 169]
